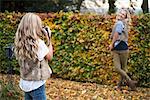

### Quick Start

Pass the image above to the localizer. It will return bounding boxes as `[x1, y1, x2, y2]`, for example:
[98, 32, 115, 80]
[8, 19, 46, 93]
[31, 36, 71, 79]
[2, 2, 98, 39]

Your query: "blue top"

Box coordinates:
[113, 21, 128, 49]
[115, 21, 124, 35]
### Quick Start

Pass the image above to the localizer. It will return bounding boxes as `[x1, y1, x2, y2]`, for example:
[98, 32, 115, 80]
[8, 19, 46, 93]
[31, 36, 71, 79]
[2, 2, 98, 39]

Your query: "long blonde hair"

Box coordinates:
[14, 13, 43, 61]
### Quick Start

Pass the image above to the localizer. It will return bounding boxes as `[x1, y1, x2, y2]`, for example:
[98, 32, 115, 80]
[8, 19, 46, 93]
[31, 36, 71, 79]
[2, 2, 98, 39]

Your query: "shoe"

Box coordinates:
[127, 80, 137, 91]
[118, 76, 126, 86]
[114, 86, 122, 91]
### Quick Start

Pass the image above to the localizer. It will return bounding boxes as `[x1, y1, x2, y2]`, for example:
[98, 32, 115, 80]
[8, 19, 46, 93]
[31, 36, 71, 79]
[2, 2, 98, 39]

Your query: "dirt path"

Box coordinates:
[0, 74, 150, 100]
[46, 78, 150, 100]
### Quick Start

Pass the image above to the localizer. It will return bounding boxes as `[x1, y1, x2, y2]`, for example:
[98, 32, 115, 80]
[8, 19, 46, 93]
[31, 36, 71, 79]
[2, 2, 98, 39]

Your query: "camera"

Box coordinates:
[5, 44, 14, 59]
[42, 26, 51, 40]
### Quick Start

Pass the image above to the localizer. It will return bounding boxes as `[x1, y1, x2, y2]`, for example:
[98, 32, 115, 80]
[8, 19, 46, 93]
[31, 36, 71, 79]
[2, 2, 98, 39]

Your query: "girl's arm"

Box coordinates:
[45, 41, 53, 61]
[109, 32, 119, 50]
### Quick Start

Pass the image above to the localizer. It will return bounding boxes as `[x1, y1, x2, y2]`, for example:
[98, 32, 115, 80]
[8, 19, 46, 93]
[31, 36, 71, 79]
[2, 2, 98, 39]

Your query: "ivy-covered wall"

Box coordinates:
[0, 11, 149, 87]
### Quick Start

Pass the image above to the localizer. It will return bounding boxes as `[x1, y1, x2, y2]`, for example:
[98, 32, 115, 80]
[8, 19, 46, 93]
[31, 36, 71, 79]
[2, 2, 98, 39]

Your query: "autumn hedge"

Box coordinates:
[0, 11, 149, 87]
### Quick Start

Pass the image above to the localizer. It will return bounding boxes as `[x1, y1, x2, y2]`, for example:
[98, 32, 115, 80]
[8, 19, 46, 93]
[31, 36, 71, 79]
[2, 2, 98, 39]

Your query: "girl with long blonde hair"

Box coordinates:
[15, 13, 53, 100]
[109, 8, 137, 91]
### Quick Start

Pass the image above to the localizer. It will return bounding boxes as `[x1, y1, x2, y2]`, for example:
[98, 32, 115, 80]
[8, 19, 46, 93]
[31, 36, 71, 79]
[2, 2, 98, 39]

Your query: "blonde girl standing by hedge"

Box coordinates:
[14, 13, 53, 100]
[109, 8, 137, 91]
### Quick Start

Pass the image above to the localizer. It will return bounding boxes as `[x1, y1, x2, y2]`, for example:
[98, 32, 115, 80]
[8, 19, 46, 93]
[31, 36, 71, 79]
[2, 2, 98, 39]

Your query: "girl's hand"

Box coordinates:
[109, 44, 114, 51]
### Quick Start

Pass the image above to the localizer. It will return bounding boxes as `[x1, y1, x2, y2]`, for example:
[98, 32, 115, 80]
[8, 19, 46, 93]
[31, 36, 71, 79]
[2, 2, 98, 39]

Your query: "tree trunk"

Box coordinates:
[108, 0, 116, 14]
[141, 0, 149, 13]
[76, 0, 84, 11]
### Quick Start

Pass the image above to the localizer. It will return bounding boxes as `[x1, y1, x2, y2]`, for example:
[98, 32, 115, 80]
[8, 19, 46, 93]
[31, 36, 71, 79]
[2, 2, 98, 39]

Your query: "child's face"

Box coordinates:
[117, 10, 127, 20]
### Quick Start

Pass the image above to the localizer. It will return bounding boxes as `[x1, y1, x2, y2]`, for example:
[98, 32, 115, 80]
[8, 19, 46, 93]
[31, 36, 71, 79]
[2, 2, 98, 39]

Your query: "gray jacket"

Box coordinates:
[19, 58, 51, 81]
